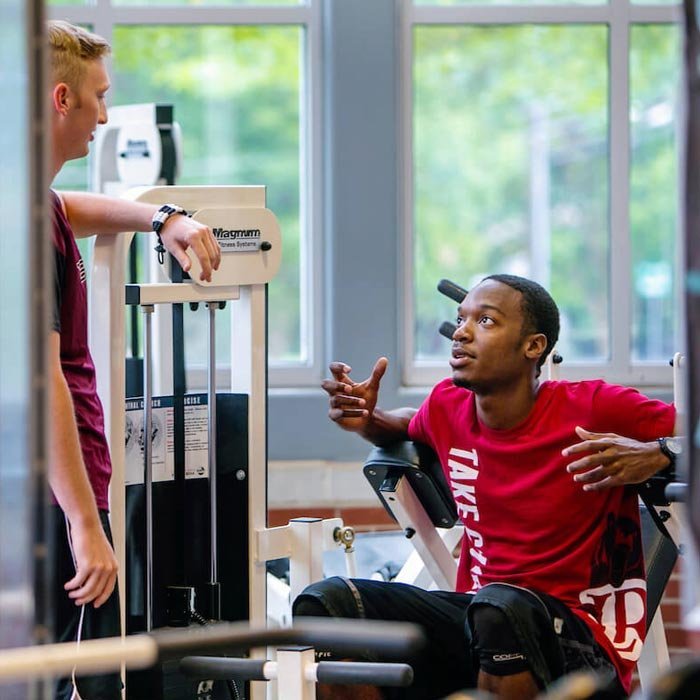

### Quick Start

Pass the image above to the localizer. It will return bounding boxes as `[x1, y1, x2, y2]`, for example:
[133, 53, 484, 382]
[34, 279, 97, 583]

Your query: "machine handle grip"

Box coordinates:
[316, 661, 413, 687]
[437, 279, 467, 303]
[439, 321, 456, 340]
[179, 656, 268, 681]
[665, 482, 688, 502]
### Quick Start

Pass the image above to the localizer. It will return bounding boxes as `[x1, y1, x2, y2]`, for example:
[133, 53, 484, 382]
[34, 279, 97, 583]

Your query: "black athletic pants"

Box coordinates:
[52, 506, 122, 700]
[293, 577, 623, 700]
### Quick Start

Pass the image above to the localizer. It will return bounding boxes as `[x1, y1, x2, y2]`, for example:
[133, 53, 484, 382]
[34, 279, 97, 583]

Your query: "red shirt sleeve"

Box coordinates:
[591, 382, 676, 439]
[408, 388, 435, 448]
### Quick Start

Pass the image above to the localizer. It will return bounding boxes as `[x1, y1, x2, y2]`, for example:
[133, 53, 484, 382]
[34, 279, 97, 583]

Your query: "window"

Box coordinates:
[404, 0, 682, 386]
[48, 2, 321, 386]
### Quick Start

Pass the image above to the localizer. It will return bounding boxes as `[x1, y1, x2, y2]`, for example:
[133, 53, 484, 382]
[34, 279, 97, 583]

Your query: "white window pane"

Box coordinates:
[415, 0, 603, 6]
[413, 25, 609, 363]
[630, 24, 681, 362]
[113, 25, 304, 366]
[112, 0, 301, 5]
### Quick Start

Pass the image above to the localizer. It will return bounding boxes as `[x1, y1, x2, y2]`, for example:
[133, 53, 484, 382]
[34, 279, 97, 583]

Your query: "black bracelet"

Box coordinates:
[152, 204, 187, 264]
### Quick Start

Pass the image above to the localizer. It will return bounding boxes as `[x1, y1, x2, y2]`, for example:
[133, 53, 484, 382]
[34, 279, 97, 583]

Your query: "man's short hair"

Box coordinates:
[48, 20, 110, 89]
[483, 274, 560, 372]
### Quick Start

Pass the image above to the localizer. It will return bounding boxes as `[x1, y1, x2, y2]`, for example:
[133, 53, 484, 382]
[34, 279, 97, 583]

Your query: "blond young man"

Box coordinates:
[48, 20, 221, 699]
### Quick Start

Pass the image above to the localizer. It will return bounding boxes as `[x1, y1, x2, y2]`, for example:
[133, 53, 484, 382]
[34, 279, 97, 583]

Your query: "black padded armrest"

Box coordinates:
[363, 442, 458, 528]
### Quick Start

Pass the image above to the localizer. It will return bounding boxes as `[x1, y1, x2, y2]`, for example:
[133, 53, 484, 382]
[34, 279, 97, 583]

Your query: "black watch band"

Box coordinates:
[657, 436, 682, 469]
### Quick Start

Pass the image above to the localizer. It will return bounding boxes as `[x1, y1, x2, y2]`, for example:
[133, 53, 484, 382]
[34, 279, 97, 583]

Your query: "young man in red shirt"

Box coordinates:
[296, 274, 678, 700]
[48, 20, 221, 699]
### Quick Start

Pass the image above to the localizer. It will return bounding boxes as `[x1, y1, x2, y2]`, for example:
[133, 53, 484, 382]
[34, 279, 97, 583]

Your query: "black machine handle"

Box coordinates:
[437, 278, 468, 304]
[317, 661, 413, 687]
[180, 656, 268, 681]
[665, 482, 688, 502]
[439, 321, 457, 340]
[180, 656, 413, 688]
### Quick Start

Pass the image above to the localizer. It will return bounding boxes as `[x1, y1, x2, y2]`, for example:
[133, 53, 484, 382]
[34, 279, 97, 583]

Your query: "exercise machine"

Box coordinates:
[91, 184, 281, 699]
[89, 184, 383, 699]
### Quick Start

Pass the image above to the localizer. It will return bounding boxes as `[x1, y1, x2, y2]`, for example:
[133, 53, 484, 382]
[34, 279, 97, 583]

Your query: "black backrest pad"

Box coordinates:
[363, 442, 458, 528]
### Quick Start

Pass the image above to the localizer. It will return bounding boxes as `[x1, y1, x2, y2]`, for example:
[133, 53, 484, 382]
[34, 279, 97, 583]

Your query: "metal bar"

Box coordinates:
[125, 283, 240, 306]
[142, 304, 155, 632]
[208, 302, 218, 584]
[0, 636, 158, 683]
[0, 619, 424, 683]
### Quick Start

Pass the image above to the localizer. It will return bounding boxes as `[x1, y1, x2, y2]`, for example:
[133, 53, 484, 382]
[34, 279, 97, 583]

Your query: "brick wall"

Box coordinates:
[661, 563, 693, 666]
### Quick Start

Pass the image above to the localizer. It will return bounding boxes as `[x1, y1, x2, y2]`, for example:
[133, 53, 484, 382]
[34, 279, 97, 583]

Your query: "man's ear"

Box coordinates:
[524, 333, 547, 363]
[52, 82, 71, 116]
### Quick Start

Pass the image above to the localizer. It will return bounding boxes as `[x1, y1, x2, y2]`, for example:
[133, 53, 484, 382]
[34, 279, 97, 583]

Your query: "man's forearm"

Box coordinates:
[49, 368, 102, 529]
[360, 408, 417, 446]
[60, 191, 158, 239]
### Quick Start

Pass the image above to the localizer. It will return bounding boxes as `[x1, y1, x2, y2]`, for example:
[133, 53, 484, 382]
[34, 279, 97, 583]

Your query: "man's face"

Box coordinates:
[450, 279, 539, 393]
[59, 58, 110, 161]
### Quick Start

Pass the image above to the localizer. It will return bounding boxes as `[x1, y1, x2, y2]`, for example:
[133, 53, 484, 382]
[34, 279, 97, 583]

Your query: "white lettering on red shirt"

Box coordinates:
[448, 446, 485, 591]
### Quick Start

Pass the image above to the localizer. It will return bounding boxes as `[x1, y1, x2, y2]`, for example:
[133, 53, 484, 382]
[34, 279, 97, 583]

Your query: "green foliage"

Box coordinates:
[413, 23, 680, 362]
[113, 25, 303, 361]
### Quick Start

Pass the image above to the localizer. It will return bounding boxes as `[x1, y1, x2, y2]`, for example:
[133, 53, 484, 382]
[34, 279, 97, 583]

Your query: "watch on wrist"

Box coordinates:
[657, 436, 682, 469]
[152, 204, 188, 264]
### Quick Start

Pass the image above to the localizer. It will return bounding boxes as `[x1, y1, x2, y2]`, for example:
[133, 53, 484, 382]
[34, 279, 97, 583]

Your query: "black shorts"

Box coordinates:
[52, 506, 122, 700]
[293, 577, 622, 700]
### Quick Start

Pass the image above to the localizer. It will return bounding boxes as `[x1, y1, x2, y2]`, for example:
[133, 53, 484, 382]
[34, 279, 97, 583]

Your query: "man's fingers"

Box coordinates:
[94, 571, 118, 609]
[567, 452, 613, 472]
[321, 379, 354, 396]
[199, 227, 221, 272]
[583, 475, 620, 492]
[575, 426, 617, 440]
[572, 465, 607, 483]
[368, 357, 388, 389]
[329, 407, 367, 421]
[563, 438, 612, 457]
[64, 568, 88, 592]
[188, 237, 213, 282]
[68, 569, 103, 605]
[168, 245, 192, 274]
[329, 361, 352, 375]
[206, 229, 222, 270]
[329, 394, 366, 409]
[328, 362, 353, 386]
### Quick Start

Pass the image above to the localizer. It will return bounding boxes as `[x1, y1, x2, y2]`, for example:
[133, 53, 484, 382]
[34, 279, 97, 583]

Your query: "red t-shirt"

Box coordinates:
[408, 378, 675, 692]
[51, 190, 112, 511]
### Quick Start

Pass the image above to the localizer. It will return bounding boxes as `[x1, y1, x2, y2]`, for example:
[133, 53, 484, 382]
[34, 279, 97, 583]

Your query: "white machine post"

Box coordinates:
[380, 478, 458, 591]
[276, 648, 317, 700]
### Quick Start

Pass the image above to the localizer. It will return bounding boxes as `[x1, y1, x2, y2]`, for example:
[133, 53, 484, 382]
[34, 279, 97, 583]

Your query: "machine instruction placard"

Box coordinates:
[124, 394, 210, 485]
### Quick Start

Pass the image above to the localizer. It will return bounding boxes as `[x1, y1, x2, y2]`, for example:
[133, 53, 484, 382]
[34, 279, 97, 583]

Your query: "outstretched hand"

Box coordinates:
[159, 214, 222, 282]
[563, 426, 669, 492]
[65, 520, 119, 608]
[322, 357, 388, 433]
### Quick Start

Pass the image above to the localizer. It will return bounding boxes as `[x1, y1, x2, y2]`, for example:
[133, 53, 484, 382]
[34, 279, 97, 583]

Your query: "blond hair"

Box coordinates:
[48, 20, 111, 88]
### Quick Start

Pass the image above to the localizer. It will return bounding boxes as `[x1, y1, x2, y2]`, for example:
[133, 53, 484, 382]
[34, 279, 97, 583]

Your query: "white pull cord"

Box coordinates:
[64, 515, 86, 700]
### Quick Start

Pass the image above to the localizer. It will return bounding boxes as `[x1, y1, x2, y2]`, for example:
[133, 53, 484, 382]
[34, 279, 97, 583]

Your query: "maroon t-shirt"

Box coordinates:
[51, 190, 111, 510]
